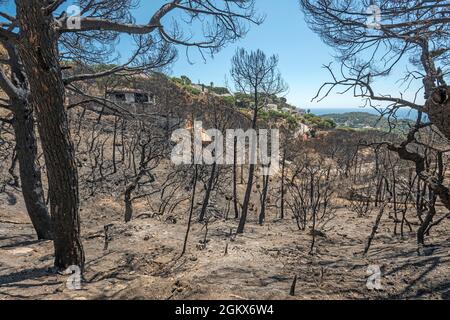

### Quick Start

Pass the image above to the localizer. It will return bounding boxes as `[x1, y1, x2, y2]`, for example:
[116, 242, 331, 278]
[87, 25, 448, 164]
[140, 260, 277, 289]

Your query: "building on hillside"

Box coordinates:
[279, 106, 306, 116]
[190, 83, 232, 98]
[293, 108, 306, 115]
[265, 104, 278, 111]
[107, 88, 156, 105]
[106, 88, 156, 114]
[212, 92, 233, 98]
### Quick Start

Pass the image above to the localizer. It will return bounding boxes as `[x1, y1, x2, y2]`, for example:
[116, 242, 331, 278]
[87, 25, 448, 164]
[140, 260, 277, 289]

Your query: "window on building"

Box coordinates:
[135, 93, 149, 103]
[114, 93, 126, 102]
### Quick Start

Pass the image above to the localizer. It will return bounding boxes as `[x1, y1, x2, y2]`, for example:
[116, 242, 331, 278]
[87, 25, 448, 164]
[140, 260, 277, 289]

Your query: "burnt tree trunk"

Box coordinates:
[425, 86, 450, 141]
[417, 186, 438, 247]
[258, 173, 270, 225]
[309, 174, 317, 255]
[8, 147, 19, 187]
[16, 1, 84, 270]
[2, 41, 53, 240]
[392, 169, 398, 235]
[112, 116, 118, 174]
[237, 98, 259, 234]
[11, 99, 53, 240]
[233, 137, 239, 219]
[182, 165, 199, 256]
[124, 181, 138, 223]
[237, 163, 255, 233]
[280, 148, 286, 219]
[199, 162, 217, 222]
[364, 201, 388, 256]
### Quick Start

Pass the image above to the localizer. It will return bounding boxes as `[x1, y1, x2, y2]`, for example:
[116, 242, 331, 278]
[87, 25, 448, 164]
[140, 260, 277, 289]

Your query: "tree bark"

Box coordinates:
[2, 37, 53, 240]
[237, 98, 258, 234]
[199, 162, 216, 222]
[237, 163, 255, 234]
[309, 174, 317, 255]
[417, 186, 438, 247]
[11, 99, 53, 240]
[424, 86, 450, 141]
[112, 116, 118, 174]
[16, 1, 84, 271]
[280, 148, 286, 219]
[364, 201, 388, 256]
[8, 147, 19, 187]
[182, 165, 198, 256]
[233, 138, 239, 219]
[124, 182, 137, 223]
[258, 173, 270, 225]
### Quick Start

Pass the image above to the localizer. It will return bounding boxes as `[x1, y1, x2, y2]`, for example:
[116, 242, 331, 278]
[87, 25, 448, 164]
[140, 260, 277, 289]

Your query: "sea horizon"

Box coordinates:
[308, 107, 421, 121]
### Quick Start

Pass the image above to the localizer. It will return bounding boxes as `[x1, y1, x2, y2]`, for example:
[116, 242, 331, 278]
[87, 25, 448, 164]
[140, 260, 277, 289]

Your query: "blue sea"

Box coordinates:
[309, 107, 423, 121]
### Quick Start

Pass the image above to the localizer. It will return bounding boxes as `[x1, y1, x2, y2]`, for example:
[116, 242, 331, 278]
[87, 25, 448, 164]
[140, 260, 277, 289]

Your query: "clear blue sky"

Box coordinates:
[118, 1, 419, 110]
[128, 0, 359, 109]
[2, 0, 418, 110]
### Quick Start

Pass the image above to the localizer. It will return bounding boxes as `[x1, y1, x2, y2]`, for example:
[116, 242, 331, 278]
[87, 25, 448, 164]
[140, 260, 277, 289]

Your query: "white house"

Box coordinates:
[107, 88, 156, 105]
[105, 88, 157, 114]
[265, 103, 278, 111]
[281, 107, 293, 113]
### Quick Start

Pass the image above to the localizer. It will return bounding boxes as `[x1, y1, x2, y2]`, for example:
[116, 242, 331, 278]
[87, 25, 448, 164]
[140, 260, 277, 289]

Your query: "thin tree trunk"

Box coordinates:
[280, 148, 286, 219]
[238, 163, 255, 234]
[258, 173, 270, 225]
[417, 188, 437, 247]
[237, 97, 258, 234]
[240, 164, 244, 184]
[199, 162, 217, 222]
[112, 116, 118, 174]
[233, 138, 239, 219]
[182, 165, 198, 256]
[8, 147, 19, 187]
[309, 174, 317, 255]
[289, 275, 297, 296]
[364, 201, 388, 256]
[124, 180, 138, 223]
[392, 170, 398, 235]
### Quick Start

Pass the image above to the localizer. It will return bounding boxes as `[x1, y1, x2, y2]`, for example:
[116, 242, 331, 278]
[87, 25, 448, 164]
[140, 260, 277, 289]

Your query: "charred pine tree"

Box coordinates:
[0, 40, 53, 240]
[364, 201, 389, 256]
[280, 148, 287, 220]
[233, 137, 240, 219]
[231, 48, 287, 234]
[182, 165, 199, 256]
[258, 172, 270, 225]
[199, 162, 217, 222]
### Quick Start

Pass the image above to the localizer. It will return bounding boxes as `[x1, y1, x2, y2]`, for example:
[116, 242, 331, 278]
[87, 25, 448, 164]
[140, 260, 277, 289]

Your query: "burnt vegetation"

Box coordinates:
[0, 0, 449, 300]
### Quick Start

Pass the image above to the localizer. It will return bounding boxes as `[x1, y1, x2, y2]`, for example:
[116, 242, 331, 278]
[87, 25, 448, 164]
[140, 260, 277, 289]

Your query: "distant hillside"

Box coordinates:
[321, 112, 414, 132]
